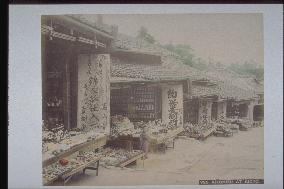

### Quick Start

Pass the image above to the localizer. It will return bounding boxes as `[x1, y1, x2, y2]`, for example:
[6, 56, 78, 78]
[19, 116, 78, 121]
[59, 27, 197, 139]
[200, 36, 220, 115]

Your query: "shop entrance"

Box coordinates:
[253, 105, 264, 121]
[211, 102, 218, 121]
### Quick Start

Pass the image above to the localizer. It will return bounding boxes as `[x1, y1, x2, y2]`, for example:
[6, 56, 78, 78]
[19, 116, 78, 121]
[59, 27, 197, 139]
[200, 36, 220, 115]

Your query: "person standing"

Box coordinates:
[140, 127, 149, 158]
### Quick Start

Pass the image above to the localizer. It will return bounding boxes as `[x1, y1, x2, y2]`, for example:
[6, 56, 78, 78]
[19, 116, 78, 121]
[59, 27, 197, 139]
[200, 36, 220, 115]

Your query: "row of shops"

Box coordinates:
[41, 15, 264, 185]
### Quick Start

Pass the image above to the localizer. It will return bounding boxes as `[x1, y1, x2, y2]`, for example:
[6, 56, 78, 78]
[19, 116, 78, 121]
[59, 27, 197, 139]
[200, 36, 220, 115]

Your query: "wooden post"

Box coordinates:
[42, 35, 47, 123]
[66, 62, 71, 130]
[62, 45, 74, 130]
[187, 79, 192, 97]
[70, 58, 78, 130]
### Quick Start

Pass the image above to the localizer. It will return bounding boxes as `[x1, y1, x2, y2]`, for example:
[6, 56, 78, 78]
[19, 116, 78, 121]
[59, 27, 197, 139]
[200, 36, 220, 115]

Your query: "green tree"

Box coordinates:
[163, 43, 195, 66]
[227, 61, 264, 80]
[137, 26, 156, 44]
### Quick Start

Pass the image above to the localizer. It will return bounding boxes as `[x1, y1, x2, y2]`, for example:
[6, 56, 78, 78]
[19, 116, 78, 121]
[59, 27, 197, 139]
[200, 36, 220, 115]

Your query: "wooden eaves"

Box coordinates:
[110, 78, 188, 89]
[41, 15, 114, 49]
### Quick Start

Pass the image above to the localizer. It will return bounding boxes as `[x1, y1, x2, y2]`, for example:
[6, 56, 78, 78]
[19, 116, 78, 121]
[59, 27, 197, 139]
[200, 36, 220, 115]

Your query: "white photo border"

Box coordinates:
[8, 4, 283, 189]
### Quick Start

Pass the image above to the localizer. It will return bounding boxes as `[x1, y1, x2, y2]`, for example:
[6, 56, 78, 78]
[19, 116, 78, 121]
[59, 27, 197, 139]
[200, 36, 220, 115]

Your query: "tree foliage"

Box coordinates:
[163, 44, 195, 66]
[227, 61, 264, 80]
[137, 29, 263, 80]
[163, 43, 264, 80]
[137, 26, 156, 44]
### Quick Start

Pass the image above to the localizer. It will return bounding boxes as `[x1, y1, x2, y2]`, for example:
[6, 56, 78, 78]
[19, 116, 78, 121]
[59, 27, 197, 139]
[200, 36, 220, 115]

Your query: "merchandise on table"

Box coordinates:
[252, 120, 264, 127]
[43, 149, 105, 185]
[111, 116, 175, 138]
[42, 130, 106, 162]
[226, 118, 252, 131]
[110, 115, 182, 149]
[111, 115, 136, 137]
[212, 121, 233, 137]
[100, 148, 143, 167]
[184, 122, 216, 138]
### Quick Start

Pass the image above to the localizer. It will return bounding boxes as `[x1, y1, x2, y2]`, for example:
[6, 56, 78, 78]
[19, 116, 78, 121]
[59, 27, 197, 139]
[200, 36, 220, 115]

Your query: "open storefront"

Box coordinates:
[42, 15, 114, 185]
[109, 80, 184, 153]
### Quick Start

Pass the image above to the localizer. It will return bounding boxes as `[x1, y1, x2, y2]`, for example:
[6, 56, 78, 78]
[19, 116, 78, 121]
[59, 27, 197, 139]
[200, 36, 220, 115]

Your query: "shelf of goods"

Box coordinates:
[184, 122, 217, 140]
[110, 86, 161, 122]
[148, 127, 184, 152]
[252, 121, 264, 128]
[43, 134, 107, 167]
[42, 131, 108, 186]
[44, 71, 64, 128]
[226, 118, 252, 131]
[100, 148, 144, 168]
[43, 149, 106, 186]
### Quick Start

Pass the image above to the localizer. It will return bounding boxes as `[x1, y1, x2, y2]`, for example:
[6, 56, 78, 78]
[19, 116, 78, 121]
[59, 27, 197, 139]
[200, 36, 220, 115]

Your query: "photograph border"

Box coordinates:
[8, 4, 283, 189]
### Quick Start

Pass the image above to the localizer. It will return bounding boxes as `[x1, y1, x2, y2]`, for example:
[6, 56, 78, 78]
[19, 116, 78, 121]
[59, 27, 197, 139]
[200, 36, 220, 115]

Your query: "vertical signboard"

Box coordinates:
[198, 99, 212, 125]
[77, 54, 110, 134]
[161, 84, 183, 129]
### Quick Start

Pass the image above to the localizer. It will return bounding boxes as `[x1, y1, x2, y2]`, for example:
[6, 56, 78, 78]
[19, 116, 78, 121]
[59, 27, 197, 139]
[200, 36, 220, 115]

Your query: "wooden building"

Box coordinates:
[183, 75, 264, 126]
[111, 79, 185, 128]
[183, 79, 220, 125]
[226, 97, 263, 122]
[225, 78, 264, 122]
[41, 15, 115, 132]
[108, 46, 189, 152]
[253, 93, 264, 121]
[211, 99, 227, 121]
[110, 49, 186, 129]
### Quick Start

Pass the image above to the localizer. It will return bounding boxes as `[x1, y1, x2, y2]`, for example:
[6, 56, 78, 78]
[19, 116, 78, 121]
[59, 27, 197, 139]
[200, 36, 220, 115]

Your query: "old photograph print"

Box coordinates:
[41, 14, 264, 186]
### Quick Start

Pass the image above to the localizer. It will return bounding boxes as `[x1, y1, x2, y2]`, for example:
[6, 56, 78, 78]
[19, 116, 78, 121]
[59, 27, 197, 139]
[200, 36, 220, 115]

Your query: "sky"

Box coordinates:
[94, 14, 264, 66]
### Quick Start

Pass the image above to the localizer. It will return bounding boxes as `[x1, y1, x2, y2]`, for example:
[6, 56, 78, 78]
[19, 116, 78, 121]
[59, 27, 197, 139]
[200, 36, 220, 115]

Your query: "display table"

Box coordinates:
[43, 156, 101, 186]
[201, 125, 217, 139]
[107, 135, 142, 151]
[101, 149, 144, 168]
[43, 135, 107, 167]
[116, 151, 145, 168]
[148, 127, 183, 153]
[43, 135, 108, 186]
[60, 157, 100, 185]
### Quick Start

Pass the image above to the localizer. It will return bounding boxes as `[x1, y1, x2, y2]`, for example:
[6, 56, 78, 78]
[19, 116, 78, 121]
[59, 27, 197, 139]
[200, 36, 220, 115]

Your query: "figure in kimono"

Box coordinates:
[140, 127, 149, 159]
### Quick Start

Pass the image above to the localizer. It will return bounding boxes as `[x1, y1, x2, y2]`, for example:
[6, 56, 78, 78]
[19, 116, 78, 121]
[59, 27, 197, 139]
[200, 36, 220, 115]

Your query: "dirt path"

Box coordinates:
[66, 127, 264, 186]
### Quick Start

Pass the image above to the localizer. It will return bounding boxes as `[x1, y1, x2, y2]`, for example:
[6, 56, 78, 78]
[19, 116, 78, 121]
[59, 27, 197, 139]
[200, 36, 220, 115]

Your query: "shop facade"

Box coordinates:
[42, 15, 114, 132]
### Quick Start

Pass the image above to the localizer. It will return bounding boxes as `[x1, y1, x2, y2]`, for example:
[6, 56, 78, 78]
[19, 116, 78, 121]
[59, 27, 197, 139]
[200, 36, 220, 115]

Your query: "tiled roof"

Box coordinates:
[191, 85, 220, 98]
[204, 70, 263, 98]
[111, 56, 204, 81]
[114, 33, 178, 58]
[191, 82, 256, 100]
[111, 59, 155, 80]
[111, 33, 262, 100]
[218, 81, 256, 100]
